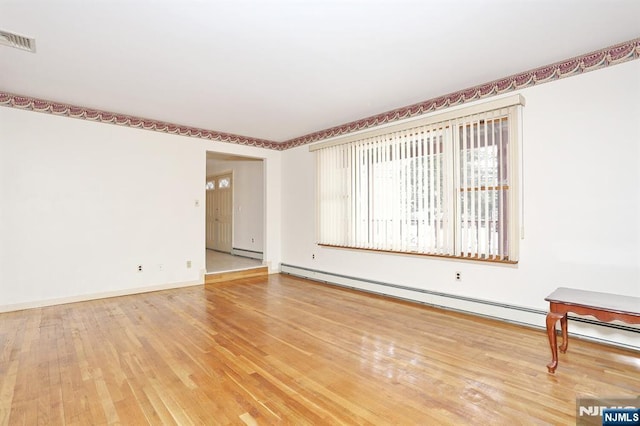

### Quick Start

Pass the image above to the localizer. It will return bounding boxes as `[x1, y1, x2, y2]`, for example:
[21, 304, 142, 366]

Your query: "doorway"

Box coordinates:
[205, 152, 265, 274]
[205, 173, 233, 253]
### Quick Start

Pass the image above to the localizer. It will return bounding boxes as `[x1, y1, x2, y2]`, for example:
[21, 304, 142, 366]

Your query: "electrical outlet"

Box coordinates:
[158, 264, 164, 271]
[137, 265, 143, 272]
[251, 238, 255, 243]
[186, 260, 192, 269]
[455, 271, 462, 281]
[312, 254, 315, 260]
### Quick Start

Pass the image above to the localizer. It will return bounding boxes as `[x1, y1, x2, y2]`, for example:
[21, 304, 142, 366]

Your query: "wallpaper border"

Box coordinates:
[1, 37, 638, 151]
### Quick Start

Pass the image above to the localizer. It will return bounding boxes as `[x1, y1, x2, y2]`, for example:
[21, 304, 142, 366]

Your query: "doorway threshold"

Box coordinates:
[205, 266, 268, 284]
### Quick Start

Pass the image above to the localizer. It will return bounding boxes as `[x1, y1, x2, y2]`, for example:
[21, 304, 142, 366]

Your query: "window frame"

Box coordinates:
[311, 95, 524, 264]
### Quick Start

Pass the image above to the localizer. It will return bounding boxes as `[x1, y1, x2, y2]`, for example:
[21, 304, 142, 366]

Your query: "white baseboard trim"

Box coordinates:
[281, 263, 640, 352]
[0, 279, 203, 313]
[231, 247, 263, 260]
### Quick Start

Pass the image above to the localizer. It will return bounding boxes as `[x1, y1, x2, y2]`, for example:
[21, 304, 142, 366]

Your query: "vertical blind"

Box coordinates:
[315, 98, 522, 262]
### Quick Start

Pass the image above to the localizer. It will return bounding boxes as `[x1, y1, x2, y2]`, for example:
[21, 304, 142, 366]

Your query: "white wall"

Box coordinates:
[1, 59, 637, 349]
[281, 59, 640, 348]
[0, 107, 282, 310]
[206, 158, 264, 253]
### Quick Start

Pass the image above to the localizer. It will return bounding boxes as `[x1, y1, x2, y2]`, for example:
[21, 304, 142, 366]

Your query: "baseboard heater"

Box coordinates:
[280, 263, 640, 351]
[231, 248, 263, 260]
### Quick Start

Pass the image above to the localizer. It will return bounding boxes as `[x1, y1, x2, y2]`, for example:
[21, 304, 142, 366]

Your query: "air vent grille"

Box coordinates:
[0, 30, 36, 53]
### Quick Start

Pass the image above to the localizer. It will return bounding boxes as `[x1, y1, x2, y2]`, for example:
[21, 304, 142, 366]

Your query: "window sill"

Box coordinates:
[317, 244, 518, 265]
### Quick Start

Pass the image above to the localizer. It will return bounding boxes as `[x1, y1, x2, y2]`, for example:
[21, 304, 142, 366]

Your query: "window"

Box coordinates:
[218, 177, 231, 189]
[313, 95, 523, 262]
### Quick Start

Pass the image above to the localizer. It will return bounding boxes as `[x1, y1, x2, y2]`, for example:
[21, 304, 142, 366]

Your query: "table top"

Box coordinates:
[545, 287, 640, 314]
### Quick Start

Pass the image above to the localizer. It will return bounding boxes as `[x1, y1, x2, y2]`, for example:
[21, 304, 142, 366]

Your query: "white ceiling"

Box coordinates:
[1, 0, 639, 142]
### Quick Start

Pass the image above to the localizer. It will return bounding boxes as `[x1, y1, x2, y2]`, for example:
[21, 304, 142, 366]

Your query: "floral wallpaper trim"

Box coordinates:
[1, 37, 638, 151]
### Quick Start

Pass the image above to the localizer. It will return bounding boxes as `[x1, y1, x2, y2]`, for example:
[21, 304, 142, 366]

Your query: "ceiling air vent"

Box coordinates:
[0, 29, 36, 53]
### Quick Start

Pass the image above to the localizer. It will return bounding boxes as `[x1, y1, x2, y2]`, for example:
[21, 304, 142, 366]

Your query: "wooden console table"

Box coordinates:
[545, 287, 640, 373]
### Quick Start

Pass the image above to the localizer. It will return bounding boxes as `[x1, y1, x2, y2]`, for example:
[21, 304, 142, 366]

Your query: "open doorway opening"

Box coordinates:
[205, 152, 264, 273]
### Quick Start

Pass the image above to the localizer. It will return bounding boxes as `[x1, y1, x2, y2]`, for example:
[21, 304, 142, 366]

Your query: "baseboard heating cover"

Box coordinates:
[231, 248, 263, 260]
[280, 263, 640, 351]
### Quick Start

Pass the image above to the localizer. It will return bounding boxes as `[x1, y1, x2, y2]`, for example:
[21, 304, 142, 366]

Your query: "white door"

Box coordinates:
[206, 173, 233, 253]
[205, 178, 216, 250]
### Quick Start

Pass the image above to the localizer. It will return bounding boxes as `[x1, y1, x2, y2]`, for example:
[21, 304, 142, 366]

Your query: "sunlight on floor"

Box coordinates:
[206, 250, 262, 273]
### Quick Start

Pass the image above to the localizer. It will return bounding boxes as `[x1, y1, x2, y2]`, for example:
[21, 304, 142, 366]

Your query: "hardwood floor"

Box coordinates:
[0, 274, 638, 425]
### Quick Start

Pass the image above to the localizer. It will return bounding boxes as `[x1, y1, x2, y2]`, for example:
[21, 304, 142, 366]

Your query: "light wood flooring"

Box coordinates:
[0, 274, 638, 425]
[205, 250, 262, 273]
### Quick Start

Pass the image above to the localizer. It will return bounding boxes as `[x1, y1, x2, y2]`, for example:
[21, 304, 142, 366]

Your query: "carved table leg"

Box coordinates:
[546, 312, 564, 373]
[559, 313, 568, 353]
